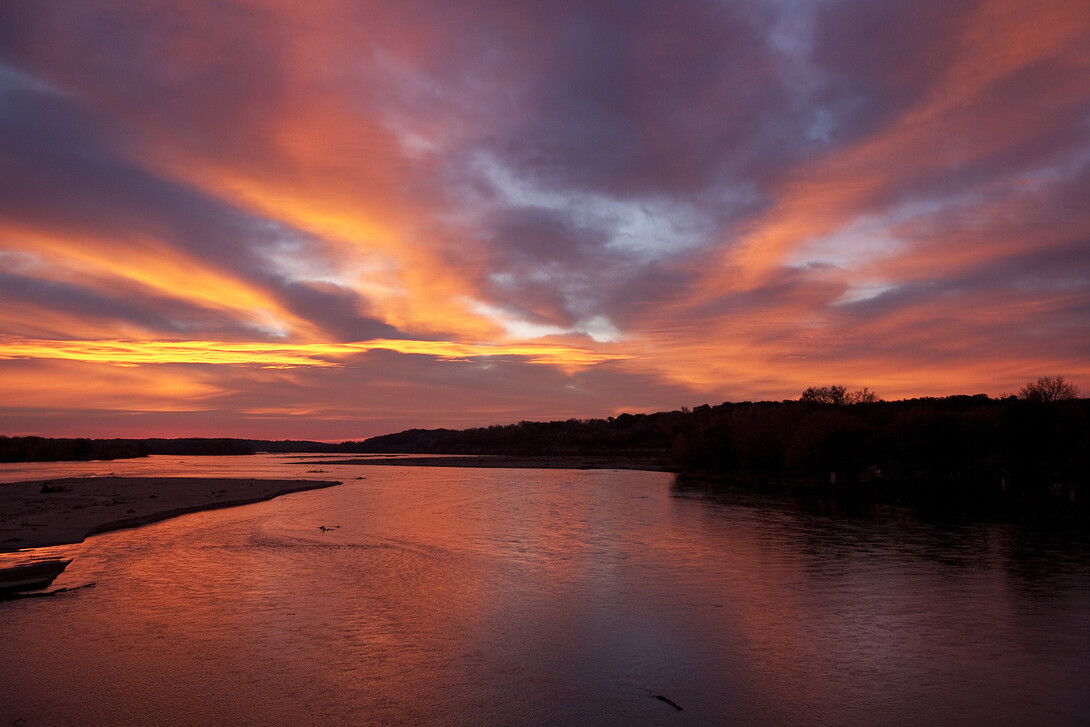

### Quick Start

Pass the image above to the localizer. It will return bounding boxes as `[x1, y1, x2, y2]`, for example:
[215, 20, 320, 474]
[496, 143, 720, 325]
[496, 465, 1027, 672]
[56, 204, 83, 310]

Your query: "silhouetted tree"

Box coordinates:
[801, 385, 881, 405]
[845, 387, 881, 404]
[800, 385, 847, 404]
[1020, 376, 1079, 402]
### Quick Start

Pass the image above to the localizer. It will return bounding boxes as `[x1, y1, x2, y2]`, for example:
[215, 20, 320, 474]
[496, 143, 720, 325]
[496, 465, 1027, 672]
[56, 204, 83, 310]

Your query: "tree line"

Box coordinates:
[3, 377, 1085, 512]
[0, 437, 298, 462]
[356, 393, 1087, 488]
[355, 378, 1087, 510]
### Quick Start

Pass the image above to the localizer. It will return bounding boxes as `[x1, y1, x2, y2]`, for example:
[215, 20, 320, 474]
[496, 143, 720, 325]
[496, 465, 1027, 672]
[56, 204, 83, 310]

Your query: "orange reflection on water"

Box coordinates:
[6, 465, 1086, 725]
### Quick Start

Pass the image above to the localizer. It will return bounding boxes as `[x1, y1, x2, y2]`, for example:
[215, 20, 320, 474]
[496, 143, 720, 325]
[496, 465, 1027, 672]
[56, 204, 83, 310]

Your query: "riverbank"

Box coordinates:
[308, 454, 674, 471]
[0, 476, 341, 552]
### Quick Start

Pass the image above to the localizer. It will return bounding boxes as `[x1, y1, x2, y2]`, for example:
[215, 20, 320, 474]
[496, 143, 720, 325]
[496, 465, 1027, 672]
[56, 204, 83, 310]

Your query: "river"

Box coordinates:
[1, 455, 1088, 726]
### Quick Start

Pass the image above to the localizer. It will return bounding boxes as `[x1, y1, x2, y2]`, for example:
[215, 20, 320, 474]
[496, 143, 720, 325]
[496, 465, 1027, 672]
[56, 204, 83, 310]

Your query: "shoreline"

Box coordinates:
[307, 454, 675, 471]
[0, 476, 341, 553]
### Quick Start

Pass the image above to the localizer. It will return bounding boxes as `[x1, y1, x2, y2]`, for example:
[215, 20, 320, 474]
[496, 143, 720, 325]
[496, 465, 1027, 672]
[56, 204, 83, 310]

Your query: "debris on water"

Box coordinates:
[652, 694, 684, 711]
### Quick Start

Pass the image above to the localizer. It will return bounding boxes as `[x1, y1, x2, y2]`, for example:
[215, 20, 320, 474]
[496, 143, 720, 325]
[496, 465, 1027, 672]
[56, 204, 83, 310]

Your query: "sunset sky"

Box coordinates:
[2, 0, 1088, 440]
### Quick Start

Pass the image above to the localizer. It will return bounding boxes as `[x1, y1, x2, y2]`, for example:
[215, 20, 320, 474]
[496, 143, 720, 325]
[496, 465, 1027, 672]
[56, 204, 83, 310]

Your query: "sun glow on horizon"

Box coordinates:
[0, 337, 632, 369]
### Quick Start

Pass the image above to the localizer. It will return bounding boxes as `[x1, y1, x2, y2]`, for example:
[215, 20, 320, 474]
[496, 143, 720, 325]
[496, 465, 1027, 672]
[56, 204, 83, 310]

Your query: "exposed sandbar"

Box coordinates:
[308, 454, 674, 471]
[0, 476, 341, 552]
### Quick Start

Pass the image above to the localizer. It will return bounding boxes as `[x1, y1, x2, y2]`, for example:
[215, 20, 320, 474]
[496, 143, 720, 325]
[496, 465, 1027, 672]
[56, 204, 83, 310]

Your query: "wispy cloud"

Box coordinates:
[0, 338, 630, 369]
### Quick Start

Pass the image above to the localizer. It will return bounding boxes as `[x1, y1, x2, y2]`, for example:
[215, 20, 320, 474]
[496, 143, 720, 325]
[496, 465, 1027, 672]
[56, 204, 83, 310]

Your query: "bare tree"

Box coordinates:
[801, 385, 881, 404]
[800, 385, 847, 404]
[845, 387, 880, 404]
[1019, 375, 1080, 402]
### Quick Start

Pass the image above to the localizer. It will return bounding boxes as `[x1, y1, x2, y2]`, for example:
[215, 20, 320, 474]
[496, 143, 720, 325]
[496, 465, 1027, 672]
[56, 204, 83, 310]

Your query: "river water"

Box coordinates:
[1, 456, 1088, 726]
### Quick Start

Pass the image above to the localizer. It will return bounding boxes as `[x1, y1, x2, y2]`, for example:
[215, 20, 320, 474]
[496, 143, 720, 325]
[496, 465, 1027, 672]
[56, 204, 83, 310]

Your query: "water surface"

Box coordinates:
[1, 459, 1087, 726]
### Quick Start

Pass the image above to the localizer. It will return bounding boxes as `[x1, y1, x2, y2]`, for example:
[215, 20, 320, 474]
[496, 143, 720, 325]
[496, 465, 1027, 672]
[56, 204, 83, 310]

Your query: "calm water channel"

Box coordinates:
[1, 455, 1088, 726]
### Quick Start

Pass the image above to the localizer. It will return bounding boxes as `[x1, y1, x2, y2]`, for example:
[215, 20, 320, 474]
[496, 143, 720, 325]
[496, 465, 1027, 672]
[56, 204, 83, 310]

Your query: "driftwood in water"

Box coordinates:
[652, 694, 684, 711]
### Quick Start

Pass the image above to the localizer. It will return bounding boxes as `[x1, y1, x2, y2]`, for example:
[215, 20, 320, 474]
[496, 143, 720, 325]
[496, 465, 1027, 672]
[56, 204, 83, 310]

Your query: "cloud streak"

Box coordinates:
[0, 338, 630, 369]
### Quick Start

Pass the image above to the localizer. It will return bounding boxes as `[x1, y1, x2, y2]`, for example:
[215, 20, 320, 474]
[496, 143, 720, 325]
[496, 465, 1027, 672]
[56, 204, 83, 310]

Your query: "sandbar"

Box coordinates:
[307, 454, 674, 471]
[0, 476, 341, 552]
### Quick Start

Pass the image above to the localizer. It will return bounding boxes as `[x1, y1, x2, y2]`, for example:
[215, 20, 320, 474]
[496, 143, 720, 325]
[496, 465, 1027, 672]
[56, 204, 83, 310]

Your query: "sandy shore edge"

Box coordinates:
[0, 477, 341, 553]
[307, 454, 675, 471]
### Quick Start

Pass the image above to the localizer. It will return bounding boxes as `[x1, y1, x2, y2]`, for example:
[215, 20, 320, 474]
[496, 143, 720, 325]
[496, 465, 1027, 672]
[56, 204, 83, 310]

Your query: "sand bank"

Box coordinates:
[308, 454, 674, 471]
[0, 476, 341, 552]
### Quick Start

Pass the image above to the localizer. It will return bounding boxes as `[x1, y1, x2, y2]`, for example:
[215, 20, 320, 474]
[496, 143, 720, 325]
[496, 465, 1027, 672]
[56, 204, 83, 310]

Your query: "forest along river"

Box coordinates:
[1, 455, 1088, 726]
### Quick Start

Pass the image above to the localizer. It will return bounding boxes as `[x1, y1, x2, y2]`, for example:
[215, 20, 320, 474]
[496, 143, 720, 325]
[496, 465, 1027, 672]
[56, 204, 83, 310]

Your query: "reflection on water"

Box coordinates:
[1, 461, 1088, 726]
[0, 543, 83, 569]
[0, 544, 79, 596]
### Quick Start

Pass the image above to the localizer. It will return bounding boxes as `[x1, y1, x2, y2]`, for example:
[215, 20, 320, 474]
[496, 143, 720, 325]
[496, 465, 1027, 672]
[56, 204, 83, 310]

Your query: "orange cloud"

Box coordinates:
[104, 3, 504, 342]
[0, 359, 223, 410]
[0, 337, 630, 369]
[2, 221, 317, 340]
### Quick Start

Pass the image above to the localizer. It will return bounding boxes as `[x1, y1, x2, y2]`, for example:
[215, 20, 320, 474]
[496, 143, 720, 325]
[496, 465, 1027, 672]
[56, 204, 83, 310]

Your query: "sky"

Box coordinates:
[1, 0, 1089, 441]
